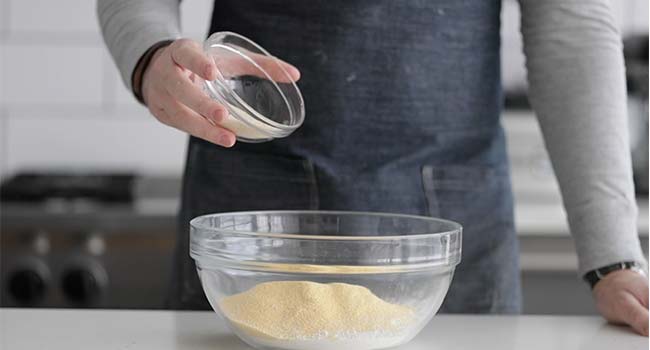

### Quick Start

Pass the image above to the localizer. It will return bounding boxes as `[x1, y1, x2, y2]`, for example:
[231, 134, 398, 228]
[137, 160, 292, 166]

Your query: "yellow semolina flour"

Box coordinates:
[219, 281, 415, 341]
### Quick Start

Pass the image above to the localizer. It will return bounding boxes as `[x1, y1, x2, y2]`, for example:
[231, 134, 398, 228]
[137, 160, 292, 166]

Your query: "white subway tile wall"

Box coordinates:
[0, 0, 217, 179]
[180, 0, 214, 41]
[500, 0, 526, 92]
[611, 0, 650, 34]
[1, 2, 9, 37]
[5, 115, 187, 175]
[9, 0, 99, 35]
[0, 0, 647, 181]
[3, 45, 105, 105]
[0, 43, 5, 105]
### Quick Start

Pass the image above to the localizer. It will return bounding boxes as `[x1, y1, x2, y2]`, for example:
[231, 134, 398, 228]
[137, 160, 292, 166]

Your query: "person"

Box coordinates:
[97, 0, 649, 335]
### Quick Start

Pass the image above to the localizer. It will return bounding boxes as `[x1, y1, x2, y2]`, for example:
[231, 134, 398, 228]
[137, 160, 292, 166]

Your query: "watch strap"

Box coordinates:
[583, 261, 643, 289]
[132, 40, 175, 105]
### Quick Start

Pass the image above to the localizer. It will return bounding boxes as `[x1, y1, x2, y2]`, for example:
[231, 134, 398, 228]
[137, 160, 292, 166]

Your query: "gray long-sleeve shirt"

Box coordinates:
[97, 0, 646, 276]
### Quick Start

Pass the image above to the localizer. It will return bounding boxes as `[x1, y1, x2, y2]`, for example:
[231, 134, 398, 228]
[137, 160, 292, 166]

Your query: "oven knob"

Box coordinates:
[61, 268, 102, 304]
[8, 269, 47, 305]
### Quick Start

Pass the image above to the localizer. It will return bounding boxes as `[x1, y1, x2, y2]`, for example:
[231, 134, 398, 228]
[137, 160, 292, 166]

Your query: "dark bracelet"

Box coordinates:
[583, 261, 645, 289]
[132, 39, 175, 105]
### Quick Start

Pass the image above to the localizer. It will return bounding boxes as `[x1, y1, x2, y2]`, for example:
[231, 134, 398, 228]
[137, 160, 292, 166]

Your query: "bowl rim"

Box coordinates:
[203, 31, 306, 133]
[190, 210, 462, 241]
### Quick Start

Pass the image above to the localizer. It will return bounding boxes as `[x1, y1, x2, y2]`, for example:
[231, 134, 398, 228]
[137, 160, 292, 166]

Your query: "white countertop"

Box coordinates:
[1, 308, 646, 350]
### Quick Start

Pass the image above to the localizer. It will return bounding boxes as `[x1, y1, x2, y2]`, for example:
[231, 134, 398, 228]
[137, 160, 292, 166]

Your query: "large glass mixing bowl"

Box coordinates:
[190, 211, 462, 350]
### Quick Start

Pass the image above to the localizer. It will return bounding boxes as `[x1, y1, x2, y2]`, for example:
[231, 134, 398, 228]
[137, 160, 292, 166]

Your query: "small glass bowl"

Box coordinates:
[203, 32, 305, 143]
[190, 211, 462, 350]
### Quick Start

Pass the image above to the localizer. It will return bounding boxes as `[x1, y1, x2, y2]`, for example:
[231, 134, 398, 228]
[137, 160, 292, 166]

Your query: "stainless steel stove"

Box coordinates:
[1, 173, 180, 309]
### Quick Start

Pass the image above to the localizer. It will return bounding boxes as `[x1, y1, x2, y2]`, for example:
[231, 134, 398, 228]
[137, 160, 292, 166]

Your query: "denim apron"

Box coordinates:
[170, 0, 522, 313]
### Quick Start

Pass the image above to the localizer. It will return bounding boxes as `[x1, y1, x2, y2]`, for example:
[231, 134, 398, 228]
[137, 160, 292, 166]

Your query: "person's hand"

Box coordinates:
[141, 38, 300, 147]
[593, 269, 649, 336]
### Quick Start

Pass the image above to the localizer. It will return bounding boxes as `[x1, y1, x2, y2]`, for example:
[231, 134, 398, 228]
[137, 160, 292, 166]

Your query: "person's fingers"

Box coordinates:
[163, 68, 228, 124]
[253, 55, 301, 82]
[157, 94, 236, 147]
[170, 39, 216, 81]
[621, 293, 649, 336]
[216, 49, 300, 83]
[166, 38, 300, 84]
[620, 271, 649, 308]
[634, 279, 649, 308]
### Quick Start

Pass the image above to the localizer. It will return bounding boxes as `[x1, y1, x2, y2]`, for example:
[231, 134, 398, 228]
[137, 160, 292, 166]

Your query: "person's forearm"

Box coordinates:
[519, 0, 646, 276]
[97, 0, 182, 92]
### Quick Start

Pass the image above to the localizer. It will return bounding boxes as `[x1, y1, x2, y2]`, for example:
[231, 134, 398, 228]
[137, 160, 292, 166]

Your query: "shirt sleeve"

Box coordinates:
[97, 0, 182, 92]
[518, 0, 647, 276]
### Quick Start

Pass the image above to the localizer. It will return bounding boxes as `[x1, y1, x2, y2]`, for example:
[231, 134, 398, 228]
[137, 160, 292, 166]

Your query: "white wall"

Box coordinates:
[0, 0, 214, 179]
[0, 0, 647, 180]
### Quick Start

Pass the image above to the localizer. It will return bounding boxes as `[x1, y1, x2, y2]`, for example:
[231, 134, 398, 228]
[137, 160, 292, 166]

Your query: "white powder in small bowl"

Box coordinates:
[218, 104, 274, 140]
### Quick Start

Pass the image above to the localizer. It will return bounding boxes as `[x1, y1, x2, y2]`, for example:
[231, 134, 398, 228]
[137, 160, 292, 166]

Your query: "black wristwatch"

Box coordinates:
[583, 261, 646, 289]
